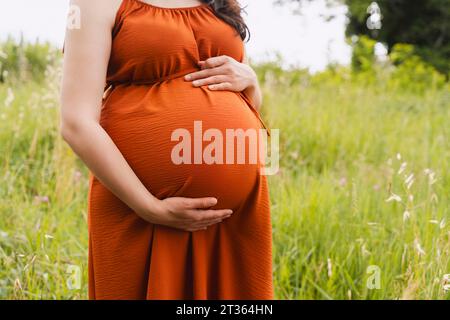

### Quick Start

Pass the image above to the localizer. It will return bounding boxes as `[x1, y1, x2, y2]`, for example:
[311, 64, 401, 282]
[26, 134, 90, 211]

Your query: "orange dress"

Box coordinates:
[88, 0, 273, 300]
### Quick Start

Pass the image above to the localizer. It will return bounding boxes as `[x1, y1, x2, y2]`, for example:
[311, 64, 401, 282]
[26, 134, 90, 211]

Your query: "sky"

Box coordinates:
[0, 0, 352, 72]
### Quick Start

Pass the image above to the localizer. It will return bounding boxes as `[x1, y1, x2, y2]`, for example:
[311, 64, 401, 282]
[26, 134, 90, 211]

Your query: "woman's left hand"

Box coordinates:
[184, 55, 257, 92]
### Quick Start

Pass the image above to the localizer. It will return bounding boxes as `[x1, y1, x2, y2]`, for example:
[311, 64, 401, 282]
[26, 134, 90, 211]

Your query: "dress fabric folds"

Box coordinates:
[88, 0, 273, 299]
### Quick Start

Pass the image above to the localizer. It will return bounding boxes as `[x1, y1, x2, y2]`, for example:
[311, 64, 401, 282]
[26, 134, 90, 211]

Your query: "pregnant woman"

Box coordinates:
[60, 0, 273, 299]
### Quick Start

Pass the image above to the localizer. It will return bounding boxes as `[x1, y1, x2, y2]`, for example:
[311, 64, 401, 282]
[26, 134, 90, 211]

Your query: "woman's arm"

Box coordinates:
[60, 0, 233, 232]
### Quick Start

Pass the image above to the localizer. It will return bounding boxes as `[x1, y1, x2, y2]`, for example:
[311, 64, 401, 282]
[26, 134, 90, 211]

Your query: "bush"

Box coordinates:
[0, 37, 60, 84]
[347, 35, 447, 93]
[388, 43, 447, 93]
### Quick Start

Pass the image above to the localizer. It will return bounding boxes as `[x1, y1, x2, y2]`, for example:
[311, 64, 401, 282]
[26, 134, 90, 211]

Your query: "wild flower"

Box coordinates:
[34, 195, 49, 204]
[327, 258, 333, 278]
[414, 239, 426, 256]
[428, 173, 437, 185]
[73, 170, 82, 183]
[361, 243, 371, 256]
[397, 162, 407, 175]
[0, 49, 7, 59]
[430, 193, 438, 203]
[403, 211, 411, 221]
[339, 177, 347, 187]
[23, 255, 37, 271]
[404, 173, 414, 189]
[14, 278, 22, 291]
[386, 193, 402, 202]
[4, 87, 14, 107]
[289, 151, 299, 160]
[424, 168, 437, 185]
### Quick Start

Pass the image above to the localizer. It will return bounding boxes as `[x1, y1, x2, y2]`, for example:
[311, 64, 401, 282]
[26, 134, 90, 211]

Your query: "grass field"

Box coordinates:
[0, 57, 449, 299]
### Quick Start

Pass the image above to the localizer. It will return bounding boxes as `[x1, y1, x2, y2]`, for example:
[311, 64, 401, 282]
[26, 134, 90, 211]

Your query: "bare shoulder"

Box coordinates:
[69, 0, 123, 29]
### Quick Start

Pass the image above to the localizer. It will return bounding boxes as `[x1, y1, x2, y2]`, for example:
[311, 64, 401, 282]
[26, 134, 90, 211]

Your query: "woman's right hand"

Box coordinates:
[145, 197, 233, 232]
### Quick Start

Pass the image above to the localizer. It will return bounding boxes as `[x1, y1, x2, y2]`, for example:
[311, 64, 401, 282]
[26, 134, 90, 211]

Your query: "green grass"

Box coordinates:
[0, 61, 449, 299]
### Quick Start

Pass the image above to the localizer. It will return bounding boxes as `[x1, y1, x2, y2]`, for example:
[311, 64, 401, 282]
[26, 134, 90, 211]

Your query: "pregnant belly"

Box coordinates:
[100, 79, 264, 210]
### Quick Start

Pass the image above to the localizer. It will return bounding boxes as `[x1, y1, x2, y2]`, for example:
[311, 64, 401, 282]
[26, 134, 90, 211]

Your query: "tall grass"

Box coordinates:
[0, 40, 449, 299]
[262, 67, 449, 299]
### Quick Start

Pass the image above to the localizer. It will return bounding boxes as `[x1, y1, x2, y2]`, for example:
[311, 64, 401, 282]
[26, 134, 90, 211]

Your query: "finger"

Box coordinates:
[184, 224, 211, 232]
[198, 61, 207, 70]
[182, 209, 230, 223]
[185, 69, 211, 81]
[197, 61, 215, 71]
[187, 218, 224, 231]
[184, 209, 232, 223]
[184, 68, 223, 81]
[186, 218, 226, 232]
[202, 55, 230, 69]
[193, 209, 234, 221]
[192, 76, 229, 87]
[183, 197, 218, 210]
[208, 82, 233, 91]
[193, 215, 230, 227]
[180, 211, 230, 226]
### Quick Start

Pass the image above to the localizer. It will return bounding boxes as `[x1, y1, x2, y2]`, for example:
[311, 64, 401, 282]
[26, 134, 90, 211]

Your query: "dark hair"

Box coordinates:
[201, 0, 250, 42]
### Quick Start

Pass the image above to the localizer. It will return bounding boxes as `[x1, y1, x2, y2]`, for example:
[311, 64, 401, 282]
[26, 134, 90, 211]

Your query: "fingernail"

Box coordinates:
[185, 74, 191, 81]
[193, 80, 199, 86]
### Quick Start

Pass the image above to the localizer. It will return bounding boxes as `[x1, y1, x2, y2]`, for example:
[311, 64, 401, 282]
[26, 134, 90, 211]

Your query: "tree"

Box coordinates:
[276, 0, 450, 74]
[346, 0, 449, 75]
